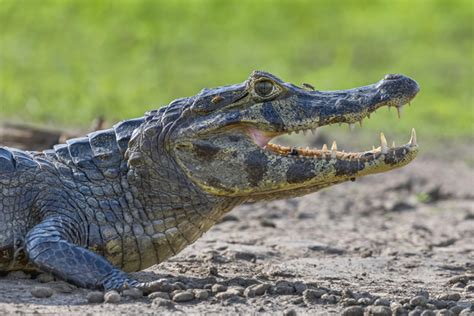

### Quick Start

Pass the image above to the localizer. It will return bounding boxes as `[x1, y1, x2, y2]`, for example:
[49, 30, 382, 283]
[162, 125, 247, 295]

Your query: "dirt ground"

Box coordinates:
[0, 132, 473, 315]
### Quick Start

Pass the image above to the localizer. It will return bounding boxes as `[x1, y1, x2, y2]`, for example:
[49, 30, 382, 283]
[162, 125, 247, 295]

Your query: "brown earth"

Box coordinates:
[0, 126, 473, 315]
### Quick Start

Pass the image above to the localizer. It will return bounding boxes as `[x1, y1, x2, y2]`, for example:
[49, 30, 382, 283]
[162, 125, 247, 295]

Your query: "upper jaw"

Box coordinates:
[279, 73, 420, 133]
[246, 74, 420, 162]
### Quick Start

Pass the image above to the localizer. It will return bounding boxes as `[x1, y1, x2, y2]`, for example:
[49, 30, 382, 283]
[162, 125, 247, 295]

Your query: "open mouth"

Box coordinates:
[247, 106, 418, 162]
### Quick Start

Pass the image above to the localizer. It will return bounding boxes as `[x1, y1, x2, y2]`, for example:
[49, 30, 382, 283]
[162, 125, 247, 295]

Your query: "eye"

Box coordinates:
[255, 80, 275, 97]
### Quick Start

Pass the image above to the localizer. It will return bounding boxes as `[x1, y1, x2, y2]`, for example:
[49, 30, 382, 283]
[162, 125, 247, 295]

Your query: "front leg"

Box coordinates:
[25, 216, 139, 290]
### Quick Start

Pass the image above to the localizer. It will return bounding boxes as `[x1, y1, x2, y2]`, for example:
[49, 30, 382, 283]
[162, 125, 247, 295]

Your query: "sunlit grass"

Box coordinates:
[0, 0, 472, 140]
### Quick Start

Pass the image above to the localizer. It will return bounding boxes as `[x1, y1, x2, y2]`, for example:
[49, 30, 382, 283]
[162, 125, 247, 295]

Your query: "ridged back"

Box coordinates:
[51, 117, 145, 179]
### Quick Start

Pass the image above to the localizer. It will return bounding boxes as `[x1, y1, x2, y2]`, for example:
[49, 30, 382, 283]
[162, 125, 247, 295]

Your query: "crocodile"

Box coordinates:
[0, 71, 419, 291]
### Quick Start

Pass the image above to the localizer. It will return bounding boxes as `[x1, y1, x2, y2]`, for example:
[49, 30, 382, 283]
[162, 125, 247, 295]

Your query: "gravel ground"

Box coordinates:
[0, 154, 473, 315]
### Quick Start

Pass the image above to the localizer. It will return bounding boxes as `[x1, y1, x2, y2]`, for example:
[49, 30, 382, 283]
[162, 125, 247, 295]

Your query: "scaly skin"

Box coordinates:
[0, 71, 419, 291]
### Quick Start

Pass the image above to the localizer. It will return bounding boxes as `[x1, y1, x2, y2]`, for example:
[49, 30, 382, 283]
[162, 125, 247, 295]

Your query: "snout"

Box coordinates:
[379, 74, 420, 100]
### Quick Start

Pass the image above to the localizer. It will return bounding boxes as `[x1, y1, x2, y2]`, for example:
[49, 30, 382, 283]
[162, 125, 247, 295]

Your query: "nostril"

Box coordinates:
[384, 74, 403, 81]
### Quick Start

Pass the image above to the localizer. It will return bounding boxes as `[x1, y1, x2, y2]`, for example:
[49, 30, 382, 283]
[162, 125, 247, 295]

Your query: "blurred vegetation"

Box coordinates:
[0, 0, 473, 142]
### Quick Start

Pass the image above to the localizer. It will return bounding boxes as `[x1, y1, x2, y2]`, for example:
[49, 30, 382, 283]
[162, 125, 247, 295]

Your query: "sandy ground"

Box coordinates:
[0, 140, 473, 315]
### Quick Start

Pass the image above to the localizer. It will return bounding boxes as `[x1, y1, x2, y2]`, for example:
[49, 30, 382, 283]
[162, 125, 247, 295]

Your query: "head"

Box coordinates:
[131, 71, 419, 201]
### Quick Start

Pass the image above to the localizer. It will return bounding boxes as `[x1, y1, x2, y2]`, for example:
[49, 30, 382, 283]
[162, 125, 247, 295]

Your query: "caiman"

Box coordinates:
[0, 71, 419, 291]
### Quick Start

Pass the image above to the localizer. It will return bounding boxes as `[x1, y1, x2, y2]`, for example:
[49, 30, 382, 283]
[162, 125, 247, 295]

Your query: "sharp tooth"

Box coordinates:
[322, 144, 328, 151]
[396, 106, 403, 119]
[408, 102, 411, 107]
[303, 130, 308, 136]
[409, 128, 417, 146]
[311, 128, 317, 135]
[359, 120, 363, 127]
[367, 113, 371, 119]
[392, 141, 396, 148]
[380, 132, 388, 153]
[331, 141, 337, 151]
[349, 123, 355, 131]
[372, 145, 376, 151]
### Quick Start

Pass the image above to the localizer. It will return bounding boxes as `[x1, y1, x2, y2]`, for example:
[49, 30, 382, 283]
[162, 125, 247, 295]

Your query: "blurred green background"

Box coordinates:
[0, 0, 473, 144]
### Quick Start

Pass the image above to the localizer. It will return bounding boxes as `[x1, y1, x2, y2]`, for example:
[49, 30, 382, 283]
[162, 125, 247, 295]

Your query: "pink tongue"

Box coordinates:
[248, 128, 274, 147]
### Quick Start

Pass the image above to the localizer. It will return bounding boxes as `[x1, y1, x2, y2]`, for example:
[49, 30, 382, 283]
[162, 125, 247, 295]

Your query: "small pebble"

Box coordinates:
[215, 291, 237, 300]
[366, 305, 392, 316]
[86, 291, 104, 303]
[148, 292, 170, 300]
[244, 287, 256, 298]
[464, 284, 474, 292]
[437, 293, 461, 301]
[303, 288, 326, 302]
[193, 289, 209, 300]
[172, 290, 194, 302]
[420, 311, 435, 316]
[321, 293, 338, 304]
[104, 290, 121, 304]
[211, 284, 227, 293]
[283, 308, 297, 316]
[449, 305, 464, 315]
[249, 283, 270, 296]
[30, 286, 53, 298]
[171, 282, 186, 291]
[342, 298, 358, 306]
[375, 298, 391, 306]
[456, 301, 472, 309]
[411, 295, 428, 307]
[36, 273, 54, 283]
[408, 310, 422, 316]
[357, 297, 372, 305]
[152, 298, 174, 308]
[434, 309, 455, 315]
[293, 282, 307, 295]
[342, 306, 365, 316]
[391, 302, 406, 315]
[227, 287, 244, 296]
[275, 285, 295, 295]
[459, 309, 473, 316]
[122, 288, 143, 299]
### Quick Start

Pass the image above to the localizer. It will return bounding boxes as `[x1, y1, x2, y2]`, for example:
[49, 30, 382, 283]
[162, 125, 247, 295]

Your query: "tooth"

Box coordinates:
[331, 145, 337, 158]
[408, 102, 411, 107]
[322, 144, 328, 151]
[392, 141, 396, 148]
[349, 123, 355, 131]
[380, 132, 388, 153]
[397, 106, 403, 119]
[359, 120, 363, 127]
[303, 130, 308, 136]
[409, 128, 417, 146]
[311, 128, 317, 135]
[372, 146, 376, 151]
[367, 113, 371, 119]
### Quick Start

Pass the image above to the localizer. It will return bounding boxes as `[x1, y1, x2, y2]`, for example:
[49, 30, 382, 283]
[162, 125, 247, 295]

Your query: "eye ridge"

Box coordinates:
[255, 79, 275, 97]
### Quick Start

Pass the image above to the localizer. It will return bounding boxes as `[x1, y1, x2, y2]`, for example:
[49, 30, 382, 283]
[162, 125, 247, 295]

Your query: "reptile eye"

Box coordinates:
[255, 80, 274, 97]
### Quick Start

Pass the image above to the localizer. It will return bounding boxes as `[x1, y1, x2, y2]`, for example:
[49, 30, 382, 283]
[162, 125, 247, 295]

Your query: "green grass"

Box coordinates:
[0, 0, 473, 141]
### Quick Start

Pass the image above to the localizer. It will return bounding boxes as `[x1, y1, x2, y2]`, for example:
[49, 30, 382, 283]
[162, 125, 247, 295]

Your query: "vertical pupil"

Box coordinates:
[257, 81, 273, 95]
